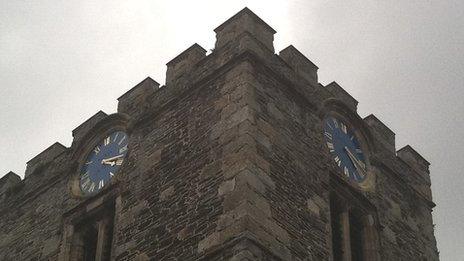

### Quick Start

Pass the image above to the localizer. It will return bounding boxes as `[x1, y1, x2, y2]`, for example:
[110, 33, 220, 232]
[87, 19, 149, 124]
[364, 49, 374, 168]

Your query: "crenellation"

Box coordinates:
[117, 77, 160, 117]
[214, 7, 276, 53]
[279, 45, 319, 87]
[0, 171, 21, 201]
[364, 114, 396, 154]
[325, 81, 358, 112]
[25, 142, 67, 178]
[166, 43, 207, 87]
[72, 110, 108, 146]
[397, 145, 430, 177]
[0, 8, 438, 261]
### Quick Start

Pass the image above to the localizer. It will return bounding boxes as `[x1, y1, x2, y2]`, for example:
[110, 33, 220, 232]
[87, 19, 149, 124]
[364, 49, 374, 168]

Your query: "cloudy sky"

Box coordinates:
[1, 0, 462, 259]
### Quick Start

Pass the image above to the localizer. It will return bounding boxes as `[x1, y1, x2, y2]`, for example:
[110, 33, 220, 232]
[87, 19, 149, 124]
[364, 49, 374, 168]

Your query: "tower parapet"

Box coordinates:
[0, 7, 438, 261]
[397, 145, 433, 201]
[214, 7, 276, 52]
[118, 77, 160, 117]
[166, 44, 207, 87]
[279, 45, 319, 87]
[325, 81, 359, 112]
[364, 114, 396, 154]
[0, 171, 21, 202]
[71, 111, 108, 147]
[25, 142, 67, 178]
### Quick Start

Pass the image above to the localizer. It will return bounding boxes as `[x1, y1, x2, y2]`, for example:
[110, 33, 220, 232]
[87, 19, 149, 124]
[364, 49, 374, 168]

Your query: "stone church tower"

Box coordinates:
[0, 8, 438, 261]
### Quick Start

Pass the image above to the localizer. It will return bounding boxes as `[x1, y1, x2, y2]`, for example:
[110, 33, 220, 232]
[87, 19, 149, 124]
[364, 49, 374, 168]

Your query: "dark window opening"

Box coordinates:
[83, 224, 98, 261]
[100, 217, 114, 261]
[331, 196, 343, 261]
[350, 211, 364, 261]
[69, 208, 115, 261]
[330, 193, 377, 261]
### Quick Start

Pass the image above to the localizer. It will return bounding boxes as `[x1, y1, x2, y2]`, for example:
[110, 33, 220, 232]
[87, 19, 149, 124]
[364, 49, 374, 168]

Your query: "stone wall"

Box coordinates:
[0, 7, 438, 261]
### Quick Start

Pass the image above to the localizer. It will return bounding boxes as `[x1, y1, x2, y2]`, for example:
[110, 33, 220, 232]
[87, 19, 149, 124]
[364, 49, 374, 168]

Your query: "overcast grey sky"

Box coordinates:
[1, 0, 462, 259]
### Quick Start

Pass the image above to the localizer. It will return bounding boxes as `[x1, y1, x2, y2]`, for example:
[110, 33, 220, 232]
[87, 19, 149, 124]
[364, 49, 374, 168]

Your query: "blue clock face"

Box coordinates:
[323, 117, 367, 183]
[79, 131, 129, 195]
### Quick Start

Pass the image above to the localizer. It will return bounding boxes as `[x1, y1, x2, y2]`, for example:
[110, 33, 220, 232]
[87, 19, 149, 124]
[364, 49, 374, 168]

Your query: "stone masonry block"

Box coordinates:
[72, 111, 108, 145]
[222, 182, 271, 215]
[234, 169, 267, 194]
[159, 185, 175, 201]
[325, 81, 358, 112]
[117, 77, 160, 116]
[0, 171, 21, 197]
[214, 7, 276, 52]
[199, 215, 291, 260]
[25, 142, 67, 177]
[166, 43, 207, 86]
[279, 45, 319, 86]
[397, 145, 430, 175]
[219, 178, 236, 196]
[364, 114, 396, 154]
[221, 150, 270, 181]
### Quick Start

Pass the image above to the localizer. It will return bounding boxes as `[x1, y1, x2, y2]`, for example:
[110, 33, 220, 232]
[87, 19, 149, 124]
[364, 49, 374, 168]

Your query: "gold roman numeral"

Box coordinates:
[115, 158, 124, 166]
[119, 144, 128, 154]
[344, 166, 350, 177]
[340, 123, 347, 134]
[324, 132, 333, 140]
[118, 135, 126, 145]
[327, 142, 334, 150]
[104, 136, 111, 146]
[334, 156, 341, 166]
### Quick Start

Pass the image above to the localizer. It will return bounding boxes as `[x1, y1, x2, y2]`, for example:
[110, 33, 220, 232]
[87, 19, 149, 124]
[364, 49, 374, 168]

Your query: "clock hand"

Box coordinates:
[101, 154, 124, 164]
[101, 161, 116, 166]
[344, 146, 366, 173]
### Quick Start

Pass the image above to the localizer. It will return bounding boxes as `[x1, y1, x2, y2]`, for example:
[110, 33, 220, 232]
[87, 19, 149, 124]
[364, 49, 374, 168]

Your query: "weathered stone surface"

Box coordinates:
[364, 114, 396, 154]
[117, 77, 160, 116]
[72, 110, 107, 145]
[279, 45, 319, 87]
[159, 185, 175, 201]
[0, 7, 438, 261]
[25, 142, 67, 177]
[325, 81, 359, 112]
[0, 171, 21, 199]
[214, 7, 276, 52]
[166, 43, 207, 87]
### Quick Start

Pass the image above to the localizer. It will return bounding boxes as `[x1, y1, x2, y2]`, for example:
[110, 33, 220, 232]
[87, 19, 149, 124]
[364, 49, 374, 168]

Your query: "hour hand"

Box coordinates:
[344, 146, 366, 172]
[101, 155, 124, 166]
[101, 160, 115, 166]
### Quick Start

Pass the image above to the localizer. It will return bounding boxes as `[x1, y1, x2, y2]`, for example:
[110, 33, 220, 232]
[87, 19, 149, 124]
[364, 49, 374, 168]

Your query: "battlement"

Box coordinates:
[25, 142, 67, 178]
[214, 7, 276, 52]
[325, 81, 358, 112]
[72, 111, 108, 147]
[7, 7, 428, 197]
[0, 171, 21, 201]
[397, 145, 432, 202]
[165, 44, 207, 87]
[0, 7, 437, 261]
[279, 45, 319, 87]
[397, 145, 430, 178]
[364, 114, 396, 154]
[118, 77, 160, 116]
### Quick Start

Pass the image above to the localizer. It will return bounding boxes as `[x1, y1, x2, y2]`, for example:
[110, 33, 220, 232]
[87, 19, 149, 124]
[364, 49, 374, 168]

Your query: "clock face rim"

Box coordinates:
[76, 129, 129, 197]
[323, 115, 370, 184]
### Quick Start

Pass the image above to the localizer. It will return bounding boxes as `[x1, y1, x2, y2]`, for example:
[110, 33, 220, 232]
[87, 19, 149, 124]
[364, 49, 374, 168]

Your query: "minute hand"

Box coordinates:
[344, 147, 366, 171]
